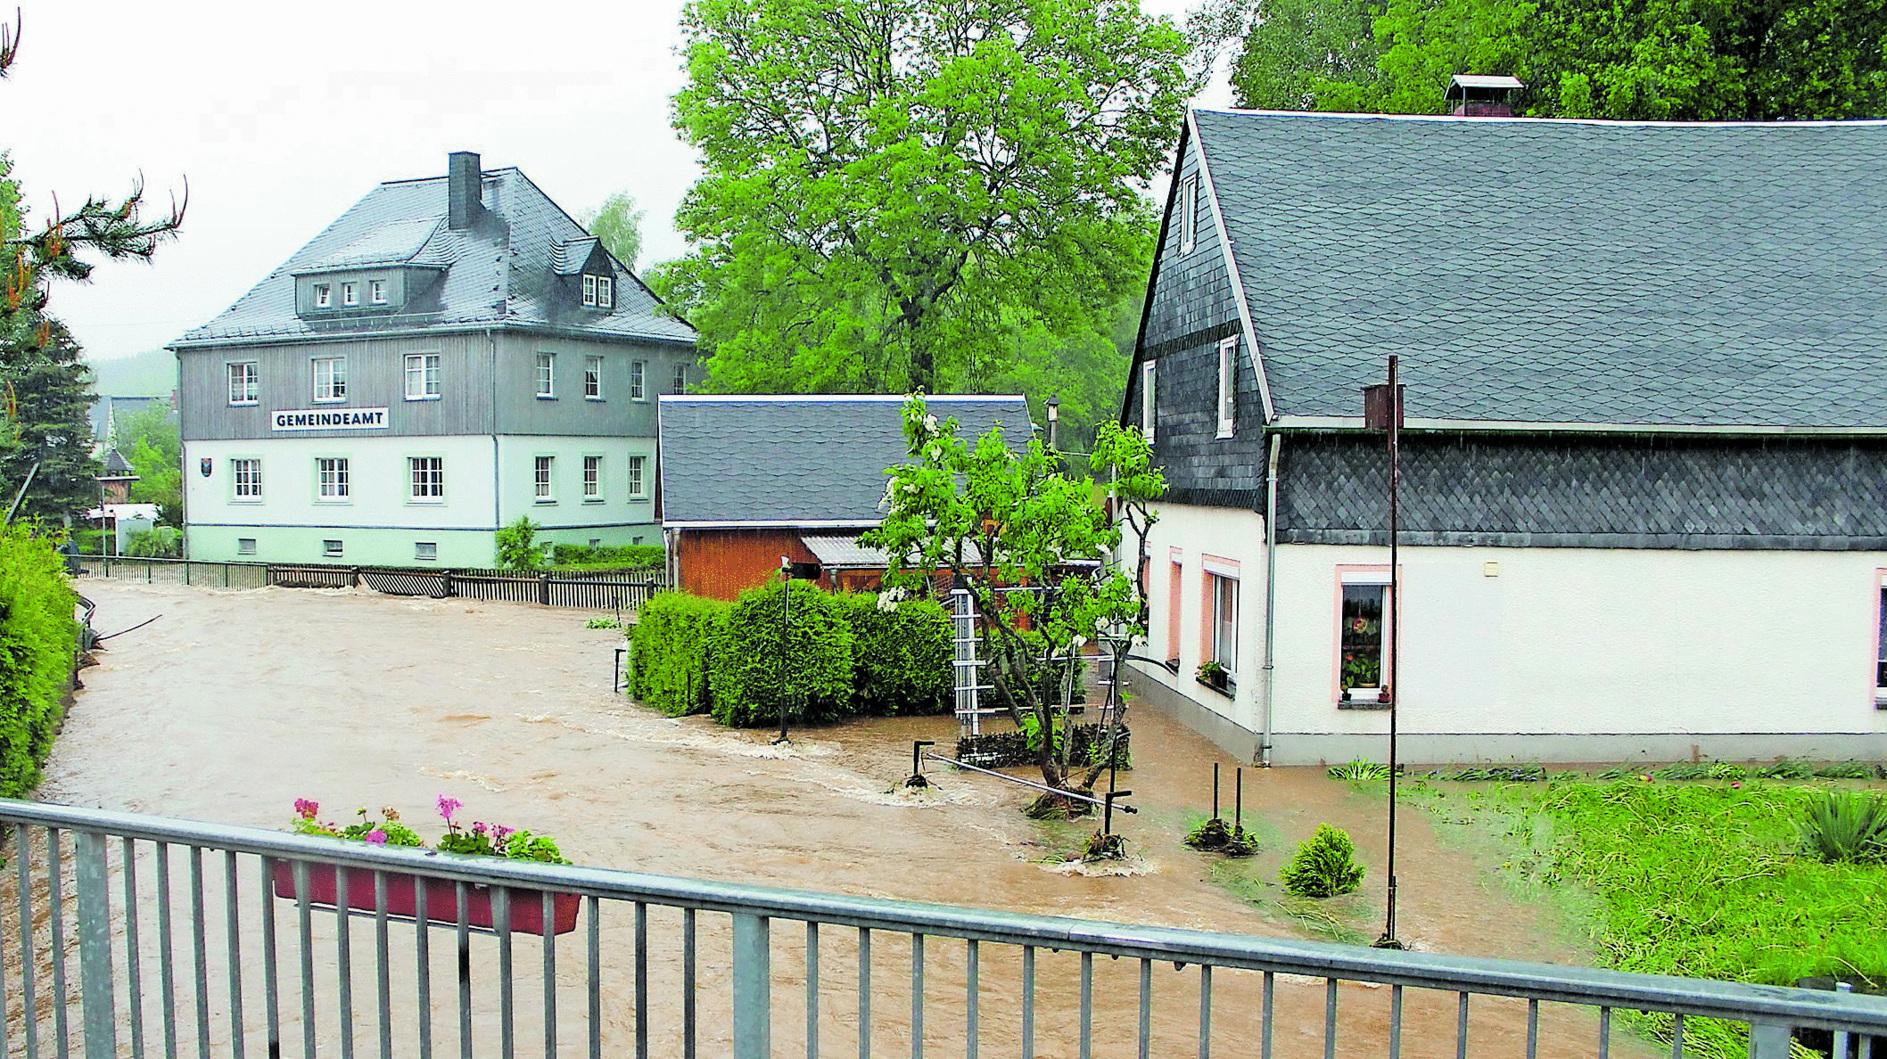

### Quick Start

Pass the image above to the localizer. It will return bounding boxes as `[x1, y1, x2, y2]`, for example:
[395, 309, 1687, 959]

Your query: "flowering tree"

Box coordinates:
[865, 394, 1162, 814]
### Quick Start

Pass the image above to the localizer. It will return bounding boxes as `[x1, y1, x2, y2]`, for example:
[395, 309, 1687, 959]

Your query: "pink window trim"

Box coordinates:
[1166, 559, 1184, 663]
[1873, 568, 1887, 703]
[1332, 564, 1395, 704]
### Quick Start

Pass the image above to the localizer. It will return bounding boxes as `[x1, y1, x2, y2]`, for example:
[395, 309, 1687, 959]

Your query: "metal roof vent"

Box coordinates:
[1445, 74, 1524, 117]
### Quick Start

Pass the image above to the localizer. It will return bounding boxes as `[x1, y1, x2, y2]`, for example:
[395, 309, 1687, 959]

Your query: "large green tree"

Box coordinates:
[115, 401, 181, 526]
[661, 0, 1194, 401]
[1, 18, 184, 523]
[1229, 0, 1887, 120]
[583, 190, 644, 272]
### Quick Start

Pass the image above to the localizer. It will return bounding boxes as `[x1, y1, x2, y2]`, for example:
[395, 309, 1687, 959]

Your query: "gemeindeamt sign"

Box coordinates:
[271, 407, 389, 432]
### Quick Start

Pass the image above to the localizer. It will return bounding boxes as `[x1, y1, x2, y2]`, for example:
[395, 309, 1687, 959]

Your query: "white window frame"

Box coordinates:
[1208, 571, 1239, 674]
[630, 360, 646, 401]
[584, 355, 604, 400]
[341, 281, 358, 307]
[1179, 174, 1199, 254]
[408, 456, 444, 503]
[533, 455, 555, 503]
[672, 362, 687, 394]
[315, 457, 350, 502]
[582, 275, 598, 307]
[627, 454, 648, 499]
[414, 542, 438, 562]
[227, 361, 258, 406]
[313, 282, 332, 309]
[312, 356, 347, 403]
[322, 539, 344, 558]
[597, 276, 613, 308]
[404, 353, 440, 401]
[535, 353, 555, 398]
[582, 455, 603, 502]
[1140, 361, 1156, 445]
[231, 458, 263, 502]
[369, 278, 387, 305]
[1216, 336, 1237, 438]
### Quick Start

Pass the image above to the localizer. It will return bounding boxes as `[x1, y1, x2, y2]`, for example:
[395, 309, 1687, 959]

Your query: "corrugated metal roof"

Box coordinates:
[659, 395, 1034, 525]
[1188, 109, 1887, 428]
[174, 166, 694, 349]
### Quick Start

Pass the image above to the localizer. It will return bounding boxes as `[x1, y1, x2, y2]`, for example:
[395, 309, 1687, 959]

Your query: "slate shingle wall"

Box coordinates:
[1127, 129, 1269, 509]
[1277, 432, 1887, 549]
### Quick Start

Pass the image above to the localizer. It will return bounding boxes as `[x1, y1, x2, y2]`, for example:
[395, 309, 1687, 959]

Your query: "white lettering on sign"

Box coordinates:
[270, 407, 389, 432]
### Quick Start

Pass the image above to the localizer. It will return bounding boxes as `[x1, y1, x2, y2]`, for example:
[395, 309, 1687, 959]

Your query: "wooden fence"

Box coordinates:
[76, 555, 663, 612]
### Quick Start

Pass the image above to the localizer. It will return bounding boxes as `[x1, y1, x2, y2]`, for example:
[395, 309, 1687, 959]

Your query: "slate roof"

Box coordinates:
[1188, 110, 1887, 429]
[175, 166, 693, 348]
[99, 449, 134, 476]
[659, 395, 1034, 526]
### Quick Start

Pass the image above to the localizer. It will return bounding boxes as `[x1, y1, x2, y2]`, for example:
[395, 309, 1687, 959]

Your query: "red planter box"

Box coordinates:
[271, 862, 580, 936]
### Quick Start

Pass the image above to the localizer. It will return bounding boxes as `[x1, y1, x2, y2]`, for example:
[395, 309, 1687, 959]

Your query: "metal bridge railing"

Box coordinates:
[2, 799, 1884, 1059]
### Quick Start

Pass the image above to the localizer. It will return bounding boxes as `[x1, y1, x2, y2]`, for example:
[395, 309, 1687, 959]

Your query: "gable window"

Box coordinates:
[1339, 571, 1393, 705]
[404, 353, 440, 400]
[313, 356, 347, 402]
[369, 279, 387, 305]
[1217, 337, 1237, 438]
[533, 455, 555, 502]
[583, 455, 603, 501]
[1179, 174, 1199, 254]
[232, 458, 262, 501]
[630, 360, 647, 401]
[227, 361, 258, 406]
[414, 542, 438, 562]
[1140, 361, 1156, 445]
[408, 456, 444, 502]
[628, 454, 648, 499]
[585, 355, 604, 400]
[535, 353, 555, 398]
[1207, 566, 1239, 675]
[341, 281, 358, 307]
[597, 276, 613, 309]
[323, 539, 344, 558]
[316, 457, 350, 501]
[672, 362, 688, 394]
[313, 283, 332, 309]
[582, 275, 597, 307]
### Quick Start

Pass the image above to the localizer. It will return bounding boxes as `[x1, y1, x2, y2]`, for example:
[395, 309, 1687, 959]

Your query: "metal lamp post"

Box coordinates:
[1045, 395, 1060, 452]
[1363, 355, 1405, 951]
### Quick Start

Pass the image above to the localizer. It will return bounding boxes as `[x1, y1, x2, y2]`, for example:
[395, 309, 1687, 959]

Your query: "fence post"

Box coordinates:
[731, 913, 770, 1059]
[184, 561, 191, 586]
[351, 566, 362, 588]
[442, 568, 455, 598]
[1747, 1022, 1791, 1058]
[224, 563, 231, 588]
[75, 830, 119, 1058]
[538, 571, 551, 606]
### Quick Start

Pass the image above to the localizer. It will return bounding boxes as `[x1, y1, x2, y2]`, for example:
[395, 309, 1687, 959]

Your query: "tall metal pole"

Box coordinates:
[776, 557, 791, 745]
[1376, 354, 1403, 950]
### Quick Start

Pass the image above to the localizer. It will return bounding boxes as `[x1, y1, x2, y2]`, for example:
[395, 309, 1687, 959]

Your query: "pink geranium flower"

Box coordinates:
[293, 798, 319, 820]
[365, 829, 388, 846]
[437, 795, 462, 825]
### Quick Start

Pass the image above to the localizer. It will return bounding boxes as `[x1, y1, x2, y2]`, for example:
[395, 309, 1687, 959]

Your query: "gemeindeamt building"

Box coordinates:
[170, 152, 695, 566]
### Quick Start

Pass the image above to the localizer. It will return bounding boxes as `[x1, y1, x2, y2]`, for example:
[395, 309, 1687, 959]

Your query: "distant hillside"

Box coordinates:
[87, 348, 177, 397]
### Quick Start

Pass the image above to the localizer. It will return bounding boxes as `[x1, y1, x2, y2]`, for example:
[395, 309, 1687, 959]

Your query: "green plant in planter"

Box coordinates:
[288, 795, 568, 864]
[1196, 660, 1227, 686]
[292, 800, 426, 847]
[1798, 790, 1887, 864]
[1280, 823, 1366, 898]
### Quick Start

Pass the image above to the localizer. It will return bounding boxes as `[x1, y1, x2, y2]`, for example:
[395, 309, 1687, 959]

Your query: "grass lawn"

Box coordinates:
[1416, 777, 1887, 1057]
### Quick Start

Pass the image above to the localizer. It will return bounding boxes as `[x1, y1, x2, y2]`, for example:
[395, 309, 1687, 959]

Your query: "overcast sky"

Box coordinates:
[6, 0, 1228, 364]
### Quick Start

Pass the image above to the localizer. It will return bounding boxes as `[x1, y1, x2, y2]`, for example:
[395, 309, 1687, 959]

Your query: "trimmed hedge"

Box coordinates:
[709, 581, 854, 727]
[838, 593, 952, 715]
[551, 543, 664, 570]
[629, 592, 728, 716]
[0, 527, 78, 796]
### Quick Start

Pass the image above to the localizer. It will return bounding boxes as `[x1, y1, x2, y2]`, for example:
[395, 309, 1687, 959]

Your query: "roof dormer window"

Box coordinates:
[314, 283, 332, 309]
[583, 275, 597, 306]
[341, 281, 358, 307]
[370, 279, 387, 305]
[597, 276, 613, 309]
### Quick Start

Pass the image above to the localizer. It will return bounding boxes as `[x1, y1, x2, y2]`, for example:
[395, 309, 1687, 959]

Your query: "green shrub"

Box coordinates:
[1328, 758, 1389, 781]
[1653, 761, 1748, 781]
[550, 543, 664, 570]
[73, 528, 111, 555]
[708, 580, 854, 727]
[1812, 760, 1876, 779]
[1799, 790, 1887, 864]
[495, 517, 542, 571]
[629, 592, 729, 716]
[0, 527, 78, 796]
[1757, 759, 1816, 780]
[838, 593, 952, 715]
[125, 525, 182, 558]
[1280, 823, 1366, 899]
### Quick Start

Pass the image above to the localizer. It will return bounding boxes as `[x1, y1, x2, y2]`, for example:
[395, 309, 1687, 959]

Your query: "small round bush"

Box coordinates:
[709, 580, 854, 727]
[1280, 823, 1366, 899]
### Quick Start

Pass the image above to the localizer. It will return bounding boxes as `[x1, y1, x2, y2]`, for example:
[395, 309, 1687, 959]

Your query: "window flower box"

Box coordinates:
[270, 861, 580, 935]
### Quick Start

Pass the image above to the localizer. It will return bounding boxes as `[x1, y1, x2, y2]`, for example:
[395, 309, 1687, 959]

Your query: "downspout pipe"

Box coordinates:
[1259, 431, 1281, 767]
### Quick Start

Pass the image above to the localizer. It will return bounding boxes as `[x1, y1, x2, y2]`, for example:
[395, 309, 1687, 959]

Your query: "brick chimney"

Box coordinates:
[1445, 75, 1524, 117]
[447, 151, 485, 229]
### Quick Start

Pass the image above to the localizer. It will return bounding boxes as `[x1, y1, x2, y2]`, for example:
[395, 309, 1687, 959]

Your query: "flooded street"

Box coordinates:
[6, 580, 1640, 1056]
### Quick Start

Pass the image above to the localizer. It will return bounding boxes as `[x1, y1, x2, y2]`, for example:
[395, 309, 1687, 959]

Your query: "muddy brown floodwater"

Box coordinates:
[2, 581, 1650, 1057]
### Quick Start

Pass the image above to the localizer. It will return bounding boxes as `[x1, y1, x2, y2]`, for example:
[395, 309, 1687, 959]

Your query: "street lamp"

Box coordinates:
[1045, 395, 1060, 451]
[1363, 355, 1406, 951]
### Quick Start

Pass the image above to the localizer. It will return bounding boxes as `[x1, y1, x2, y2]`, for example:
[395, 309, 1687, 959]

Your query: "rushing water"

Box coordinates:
[1, 581, 1646, 1056]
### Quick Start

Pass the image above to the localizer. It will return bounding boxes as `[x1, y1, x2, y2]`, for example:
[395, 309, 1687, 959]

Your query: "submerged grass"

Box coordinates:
[1421, 779, 1887, 1059]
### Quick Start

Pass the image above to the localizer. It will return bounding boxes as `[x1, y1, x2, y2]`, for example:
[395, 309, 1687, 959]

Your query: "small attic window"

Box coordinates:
[597, 276, 613, 309]
[314, 283, 332, 309]
[583, 275, 597, 306]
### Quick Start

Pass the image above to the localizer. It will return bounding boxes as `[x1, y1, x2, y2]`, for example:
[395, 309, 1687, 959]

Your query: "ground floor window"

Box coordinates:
[1877, 579, 1886, 697]
[1339, 576, 1390, 702]
[414, 542, 437, 562]
[583, 455, 603, 500]
[628, 455, 648, 499]
[534, 456, 555, 502]
[316, 457, 349, 501]
[1208, 572, 1238, 672]
[322, 539, 343, 558]
[1165, 557, 1182, 665]
[409, 456, 443, 501]
[237, 538, 256, 556]
[232, 458, 262, 501]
